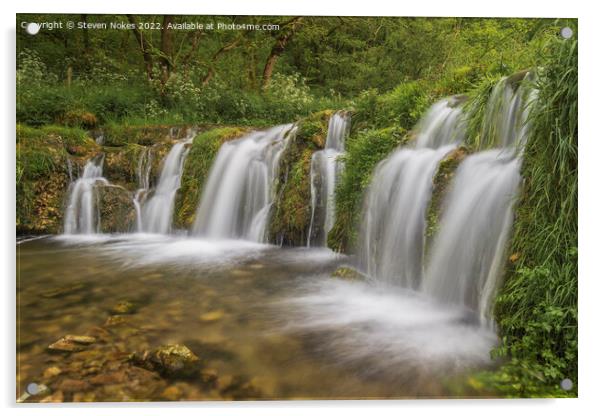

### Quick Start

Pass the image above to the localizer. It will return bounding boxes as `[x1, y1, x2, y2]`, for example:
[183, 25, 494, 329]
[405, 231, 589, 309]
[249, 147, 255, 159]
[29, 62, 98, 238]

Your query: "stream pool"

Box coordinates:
[17, 235, 499, 401]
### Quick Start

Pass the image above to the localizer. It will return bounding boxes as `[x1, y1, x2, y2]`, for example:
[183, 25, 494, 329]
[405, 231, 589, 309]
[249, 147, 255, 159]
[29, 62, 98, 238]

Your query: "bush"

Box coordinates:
[328, 126, 407, 251]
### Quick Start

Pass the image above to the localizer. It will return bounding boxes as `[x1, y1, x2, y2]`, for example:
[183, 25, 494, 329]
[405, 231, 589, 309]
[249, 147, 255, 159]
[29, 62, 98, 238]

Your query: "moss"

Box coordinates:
[102, 124, 189, 147]
[424, 147, 468, 250]
[268, 110, 332, 245]
[16, 124, 99, 234]
[328, 126, 407, 252]
[331, 266, 366, 282]
[173, 127, 249, 229]
[97, 185, 137, 233]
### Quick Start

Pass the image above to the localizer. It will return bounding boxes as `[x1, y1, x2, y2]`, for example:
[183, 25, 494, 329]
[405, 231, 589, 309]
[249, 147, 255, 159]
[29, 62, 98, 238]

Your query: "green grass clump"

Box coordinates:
[485, 33, 578, 397]
[328, 126, 407, 252]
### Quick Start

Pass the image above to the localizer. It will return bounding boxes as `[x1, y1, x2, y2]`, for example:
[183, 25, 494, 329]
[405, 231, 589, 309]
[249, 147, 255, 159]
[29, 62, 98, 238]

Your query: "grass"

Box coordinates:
[328, 126, 408, 252]
[482, 34, 578, 397]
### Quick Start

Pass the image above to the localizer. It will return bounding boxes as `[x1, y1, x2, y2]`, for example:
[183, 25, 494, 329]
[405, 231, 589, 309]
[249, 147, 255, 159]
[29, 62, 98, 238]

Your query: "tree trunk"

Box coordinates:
[159, 15, 174, 83]
[127, 15, 154, 81]
[261, 17, 303, 90]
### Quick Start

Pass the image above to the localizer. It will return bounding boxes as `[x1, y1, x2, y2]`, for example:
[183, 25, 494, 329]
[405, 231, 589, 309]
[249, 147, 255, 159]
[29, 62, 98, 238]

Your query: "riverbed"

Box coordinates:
[17, 235, 499, 401]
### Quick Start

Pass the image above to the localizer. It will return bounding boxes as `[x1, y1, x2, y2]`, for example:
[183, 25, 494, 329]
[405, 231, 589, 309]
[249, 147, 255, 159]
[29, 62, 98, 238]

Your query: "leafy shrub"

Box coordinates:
[328, 126, 407, 251]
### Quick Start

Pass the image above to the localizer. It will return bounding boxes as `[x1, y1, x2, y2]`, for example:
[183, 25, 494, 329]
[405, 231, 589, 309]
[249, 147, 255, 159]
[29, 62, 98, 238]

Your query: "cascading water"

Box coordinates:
[358, 97, 465, 287]
[423, 75, 536, 324]
[422, 151, 522, 323]
[192, 124, 294, 242]
[133, 147, 154, 232]
[139, 131, 194, 234]
[307, 112, 350, 247]
[63, 154, 108, 234]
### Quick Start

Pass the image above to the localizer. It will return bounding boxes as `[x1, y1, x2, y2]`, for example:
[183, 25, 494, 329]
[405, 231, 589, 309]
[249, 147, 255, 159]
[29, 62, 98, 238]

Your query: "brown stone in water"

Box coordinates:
[64, 334, 96, 344]
[111, 300, 137, 315]
[42, 366, 62, 379]
[57, 378, 91, 393]
[131, 344, 201, 378]
[161, 385, 183, 401]
[39, 390, 64, 403]
[104, 315, 127, 326]
[47, 338, 85, 353]
[89, 371, 127, 385]
[199, 310, 225, 322]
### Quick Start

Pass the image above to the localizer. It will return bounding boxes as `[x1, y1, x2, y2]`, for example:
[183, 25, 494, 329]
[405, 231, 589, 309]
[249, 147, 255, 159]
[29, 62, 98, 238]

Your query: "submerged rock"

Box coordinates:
[48, 334, 96, 353]
[111, 300, 138, 315]
[131, 344, 201, 378]
[43, 366, 62, 379]
[330, 266, 366, 281]
[199, 310, 225, 322]
[64, 335, 96, 344]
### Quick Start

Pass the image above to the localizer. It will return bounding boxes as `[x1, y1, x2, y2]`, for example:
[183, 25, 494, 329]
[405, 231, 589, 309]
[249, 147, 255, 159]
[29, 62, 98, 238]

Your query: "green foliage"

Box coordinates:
[489, 32, 578, 397]
[16, 124, 98, 234]
[328, 126, 407, 251]
[352, 81, 430, 130]
[174, 127, 249, 229]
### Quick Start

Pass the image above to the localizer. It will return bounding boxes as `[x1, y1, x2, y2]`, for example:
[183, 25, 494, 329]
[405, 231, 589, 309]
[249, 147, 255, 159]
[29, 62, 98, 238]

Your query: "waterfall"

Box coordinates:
[63, 154, 108, 234]
[358, 97, 465, 287]
[133, 147, 154, 232]
[307, 112, 350, 247]
[422, 76, 536, 324]
[139, 131, 194, 234]
[192, 124, 294, 242]
[422, 151, 522, 323]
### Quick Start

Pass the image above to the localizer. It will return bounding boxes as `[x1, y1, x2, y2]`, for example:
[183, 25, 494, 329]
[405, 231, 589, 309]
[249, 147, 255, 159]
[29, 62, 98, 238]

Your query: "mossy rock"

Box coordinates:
[16, 124, 99, 234]
[131, 344, 201, 378]
[424, 146, 468, 253]
[331, 266, 366, 281]
[102, 124, 189, 147]
[97, 184, 136, 233]
[268, 111, 333, 246]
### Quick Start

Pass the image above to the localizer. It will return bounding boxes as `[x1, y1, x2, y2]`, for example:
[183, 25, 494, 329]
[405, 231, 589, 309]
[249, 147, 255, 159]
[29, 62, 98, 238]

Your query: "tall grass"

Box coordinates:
[487, 33, 578, 397]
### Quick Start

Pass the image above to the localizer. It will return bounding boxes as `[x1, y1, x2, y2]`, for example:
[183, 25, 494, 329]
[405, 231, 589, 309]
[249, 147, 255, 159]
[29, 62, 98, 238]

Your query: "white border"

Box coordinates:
[2, 1, 599, 415]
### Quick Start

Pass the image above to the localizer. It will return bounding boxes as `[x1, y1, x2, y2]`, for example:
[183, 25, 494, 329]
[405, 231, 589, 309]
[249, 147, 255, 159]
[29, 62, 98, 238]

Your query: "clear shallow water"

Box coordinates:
[17, 235, 499, 400]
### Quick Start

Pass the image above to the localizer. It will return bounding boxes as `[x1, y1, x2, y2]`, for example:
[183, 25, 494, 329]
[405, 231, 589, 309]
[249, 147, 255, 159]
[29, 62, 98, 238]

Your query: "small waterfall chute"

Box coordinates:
[63, 154, 108, 234]
[133, 147, 154, 232]
[192, 124, 294, 242]
[358, 97, 465, 286]
[422, 76, 536, 324]
[307, 112, 350, 247]
[139, 130, 195, 234]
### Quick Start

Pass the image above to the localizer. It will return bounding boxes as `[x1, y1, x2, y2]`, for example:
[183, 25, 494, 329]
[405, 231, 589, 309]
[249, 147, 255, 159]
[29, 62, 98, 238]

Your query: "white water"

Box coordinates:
[63, 155, 108, 234]
[192, 124, 294, 242]
[307, 112, 350, 247]
[358, 97, 464, 287]
[423, 150, 522, 323]
[133, 147, 154, 232]
[422, 77, 536, 324]
[139, 132, 194, 234]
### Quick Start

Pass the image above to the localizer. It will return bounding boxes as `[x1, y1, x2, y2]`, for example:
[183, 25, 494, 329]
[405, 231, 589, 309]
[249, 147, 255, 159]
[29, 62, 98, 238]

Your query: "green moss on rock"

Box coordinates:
[97, 185, 137, 233]
[424, 147, 468, 255]
[269, 110, 332, 245]
[328, 126, 407, 252]
[102, 124, 189, 147]
[16, 124, 99, 234]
